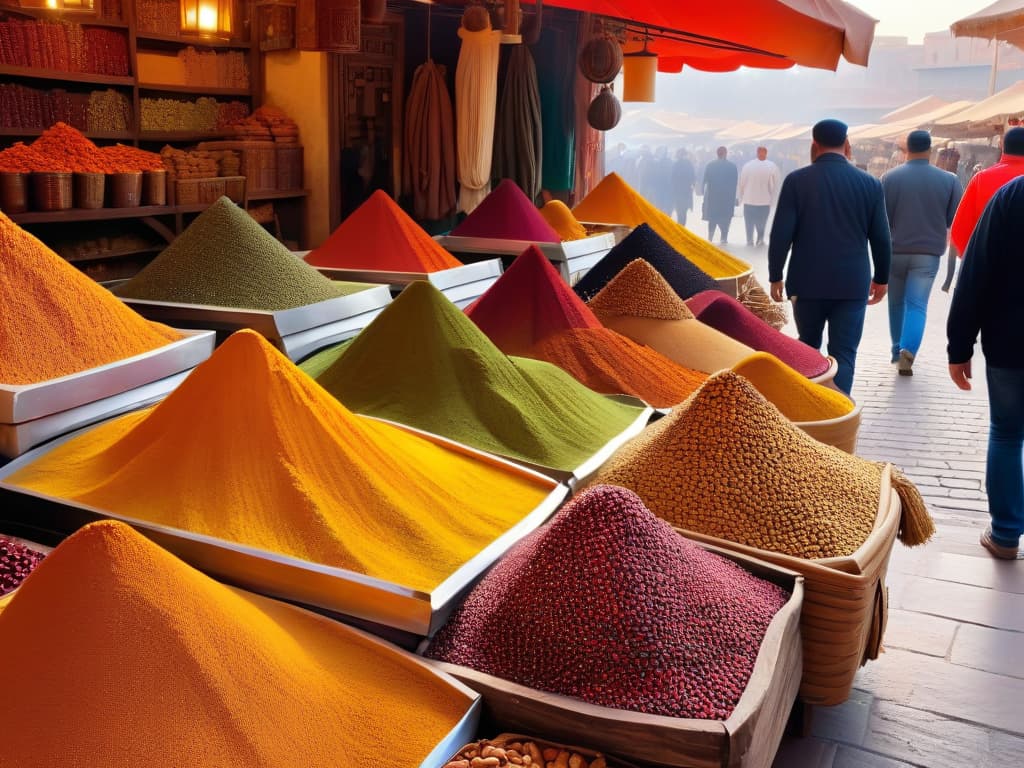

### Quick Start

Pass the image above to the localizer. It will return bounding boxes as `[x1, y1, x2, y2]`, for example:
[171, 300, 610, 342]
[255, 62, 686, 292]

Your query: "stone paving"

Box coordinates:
[713, 237, 1024, 768]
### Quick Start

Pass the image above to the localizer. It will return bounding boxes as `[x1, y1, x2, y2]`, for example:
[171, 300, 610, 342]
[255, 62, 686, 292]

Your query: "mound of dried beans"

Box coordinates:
[1, 536, 46, 596]
[426, 485, 789, 720]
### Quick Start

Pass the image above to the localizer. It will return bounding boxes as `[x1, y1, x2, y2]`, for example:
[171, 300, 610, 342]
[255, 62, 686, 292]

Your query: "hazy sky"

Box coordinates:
[852, 0, 994, 43]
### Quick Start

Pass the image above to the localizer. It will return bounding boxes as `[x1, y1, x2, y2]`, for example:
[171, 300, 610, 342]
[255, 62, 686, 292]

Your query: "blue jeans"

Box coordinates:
[708, 218, 732, 243]
[792, 298, 867, 395]
[985, 365, 1024, 547]
[887, 252, 940, 361]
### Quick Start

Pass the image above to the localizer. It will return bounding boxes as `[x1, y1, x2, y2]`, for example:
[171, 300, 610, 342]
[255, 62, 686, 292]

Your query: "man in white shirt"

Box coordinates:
[738, 146, 781, 246]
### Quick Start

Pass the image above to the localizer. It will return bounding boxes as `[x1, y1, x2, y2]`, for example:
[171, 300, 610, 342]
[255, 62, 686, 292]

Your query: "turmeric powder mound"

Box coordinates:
[114, 197, 362, 311]
[466, 245, 705, 407]
[572, 173, 750, 278]
[0, 212, 181, 385]
[588, 260, 754, 375]
[306, 189, 463, 272]
[590, 371, 913, 559]
[313, 281, 644, 470]
[466, 244, 602, 354]
[687, 289, 831, 379]
[732, 352, 854, 422]
[7, 330, 551, 592]
[452, 179, 562, 242]
[539, 199, 588, 241]
[0, 520, 471, 767]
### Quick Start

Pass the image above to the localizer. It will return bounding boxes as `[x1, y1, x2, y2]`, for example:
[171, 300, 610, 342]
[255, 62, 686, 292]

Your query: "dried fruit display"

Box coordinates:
[427, 485, 789, 720]
[445, 737, 614, 768]
[0, 536, 46, 596]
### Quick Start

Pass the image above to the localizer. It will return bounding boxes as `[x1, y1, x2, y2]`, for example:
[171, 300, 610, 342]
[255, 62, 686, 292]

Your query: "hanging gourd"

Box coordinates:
[579, 33, 623, 84]
[587, 85, 622, 131]
[462, 2, 491, 32]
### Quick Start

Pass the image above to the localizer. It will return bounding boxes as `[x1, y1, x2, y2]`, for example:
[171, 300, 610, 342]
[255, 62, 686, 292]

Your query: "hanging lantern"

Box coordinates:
[622, 39, 657, 102]
[180, 0, 235, 36]
[578, 34, 622, 84]
[587, 85, 621, 131]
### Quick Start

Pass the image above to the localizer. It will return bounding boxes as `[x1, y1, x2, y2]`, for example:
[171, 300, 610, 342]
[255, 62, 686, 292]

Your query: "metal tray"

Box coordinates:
[278, 304, 392, 362]
[0, 370, 189, 459]
[106, 281, 392, 343]
[364, 395, 653, 492]
[0, 329, 214, 424]
[0, 424, 569, 637]
[435, 233, 617, 283]
[309, 260, 503, 311]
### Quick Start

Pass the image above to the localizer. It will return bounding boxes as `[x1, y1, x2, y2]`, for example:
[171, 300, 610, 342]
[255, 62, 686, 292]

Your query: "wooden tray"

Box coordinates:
[674, 464, 902, 706]
[425, 542, 804, 768]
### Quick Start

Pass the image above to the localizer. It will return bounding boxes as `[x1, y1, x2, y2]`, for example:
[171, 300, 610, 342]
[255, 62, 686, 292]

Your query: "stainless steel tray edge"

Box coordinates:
[310, 259, 502, 292]
[569, 398, 655, 492]
[0, 329, 214, 424]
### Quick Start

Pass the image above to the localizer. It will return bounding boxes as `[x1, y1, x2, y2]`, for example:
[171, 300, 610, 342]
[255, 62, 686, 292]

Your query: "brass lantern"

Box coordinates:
[622, 37, 657, 103]
[181, 0, 235, 36]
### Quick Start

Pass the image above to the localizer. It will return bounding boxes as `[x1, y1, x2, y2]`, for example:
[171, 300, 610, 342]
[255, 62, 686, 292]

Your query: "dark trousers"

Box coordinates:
[792, 297, 867, 395]
[743, 204, 770, 245]
[708, 217, 732, 244]
[985, 365, 1024, 547]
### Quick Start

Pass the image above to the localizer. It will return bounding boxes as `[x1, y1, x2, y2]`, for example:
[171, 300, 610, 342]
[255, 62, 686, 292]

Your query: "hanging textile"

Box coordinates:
[534, 21, 577, 193]
[455, 24, 503, 214]
[404, 60, 457, 222]
[492, 44, 543, 203]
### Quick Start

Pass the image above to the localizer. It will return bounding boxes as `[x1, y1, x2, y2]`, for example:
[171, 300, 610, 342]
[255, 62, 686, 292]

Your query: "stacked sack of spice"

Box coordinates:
[226, 105, 299, 143]
[586, 370, 934, 703]
[586, 259, 755, 374]
[0, 520, 478, 766]
[306, 189, 463, 272]
[572, 173, 787, 328]
[301, 281, 646, 473]
[426, 485, 792, 728]
[159, 145, 220, 179]
[5, 330, 556, 596]
[465, 245, 707, 409]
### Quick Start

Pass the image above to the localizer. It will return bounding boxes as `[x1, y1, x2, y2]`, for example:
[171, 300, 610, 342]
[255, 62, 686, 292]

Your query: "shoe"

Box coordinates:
[755, 240, 765, 247]
[747, 241, 754, 246]
[720, 240, 728, 245]
[980, 526, 1019, 560]
[898, 349, 915, 376]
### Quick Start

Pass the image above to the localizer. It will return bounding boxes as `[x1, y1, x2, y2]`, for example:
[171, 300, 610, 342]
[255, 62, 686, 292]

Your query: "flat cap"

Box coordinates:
[812, 118, 848, 148]
[907, 130, 931, 153]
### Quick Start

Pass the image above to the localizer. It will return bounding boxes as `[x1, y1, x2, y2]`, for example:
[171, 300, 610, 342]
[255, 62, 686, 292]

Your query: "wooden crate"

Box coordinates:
[197, 141, 278, 195]
[276, 145, 303, 190]
[427, 543, 804, 768]
[674, 464, 902, 707]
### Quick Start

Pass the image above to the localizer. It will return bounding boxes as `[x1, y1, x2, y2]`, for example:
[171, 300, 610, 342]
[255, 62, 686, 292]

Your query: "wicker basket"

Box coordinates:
[223, 175, 245, 203]
[796, 402, 863, 455]
[0, 172, 29, 213]
[673, 464, 902, 707]
[73, 172, 106, 209]
[107, 172, 143, 208]
[142, 169, 167, 206]
[197, 140, 277, 195]
[30, 172, 73, 212]
[174, 178, 201, 206]
[276, 145, 303, 190]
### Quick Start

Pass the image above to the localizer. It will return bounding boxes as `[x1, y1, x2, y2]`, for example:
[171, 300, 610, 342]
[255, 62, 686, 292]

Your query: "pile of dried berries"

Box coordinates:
[426, 485, 789, 720]
[0, 536, 46, 596]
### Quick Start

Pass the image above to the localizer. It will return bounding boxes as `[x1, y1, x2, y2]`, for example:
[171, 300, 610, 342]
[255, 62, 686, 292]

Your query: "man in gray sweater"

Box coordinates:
[881, 130, 963, 375]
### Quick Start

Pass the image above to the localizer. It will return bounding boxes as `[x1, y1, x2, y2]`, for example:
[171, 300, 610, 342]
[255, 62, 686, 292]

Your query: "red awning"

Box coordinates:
[531, 0, 877, 71]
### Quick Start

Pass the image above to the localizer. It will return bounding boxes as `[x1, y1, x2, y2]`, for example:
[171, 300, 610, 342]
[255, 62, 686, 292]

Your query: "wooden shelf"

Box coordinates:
[61, 245, 162, 263]
[11, 205, 177, 224]
[138, 82, 251, 97]
[0, 64, 133, 87]
[0, 127, 133, 140]
[0, 6, 129, 28]
[246, 189, 309, 201]
[137, 130, 235, 142]
[135, 32, 252, 50]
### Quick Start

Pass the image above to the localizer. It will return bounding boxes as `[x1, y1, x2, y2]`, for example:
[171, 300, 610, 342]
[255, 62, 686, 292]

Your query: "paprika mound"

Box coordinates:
[6, 330, 552, 592]
[306, 189, 462, 272]
[426, 485, 789, 720]
[0, 211, 181, 385]
[589, 371, 934, 559]
[0, 520, 471, 767]
[452, 179, 561, 242]
[312, 281, 643, 471]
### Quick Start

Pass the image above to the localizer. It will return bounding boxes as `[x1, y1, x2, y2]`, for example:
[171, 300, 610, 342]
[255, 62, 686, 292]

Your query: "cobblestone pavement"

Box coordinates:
[710, 237, 1024, 768]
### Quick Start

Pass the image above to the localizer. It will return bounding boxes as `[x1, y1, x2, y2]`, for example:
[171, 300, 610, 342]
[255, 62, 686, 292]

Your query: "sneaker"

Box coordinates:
[898, 349, 915, 376]
[980, 526, 1020, 560]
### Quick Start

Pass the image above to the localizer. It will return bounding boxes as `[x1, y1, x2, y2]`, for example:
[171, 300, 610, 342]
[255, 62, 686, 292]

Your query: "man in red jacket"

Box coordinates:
[950, 127, 1024, 254]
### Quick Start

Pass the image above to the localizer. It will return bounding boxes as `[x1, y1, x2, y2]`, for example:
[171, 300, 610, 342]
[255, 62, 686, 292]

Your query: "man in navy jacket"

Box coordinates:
[948, 175, 1024, 560]
[768, 119, 892, 395]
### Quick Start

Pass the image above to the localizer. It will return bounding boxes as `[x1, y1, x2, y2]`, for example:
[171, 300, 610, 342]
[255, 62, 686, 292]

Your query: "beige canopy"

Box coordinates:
[951, 0, 1024, 48]
[935, 80, 1024, 127]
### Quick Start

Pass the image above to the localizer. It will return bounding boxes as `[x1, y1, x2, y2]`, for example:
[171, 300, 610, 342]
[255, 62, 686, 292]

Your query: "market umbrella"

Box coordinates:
[404, 60, 457, 222]
[951, 0, 1024, 48]
[530, 0, 878, 71]
[934, 80, 1024, 134]
[456, 24, 503, 214]
[492, 44, 543, 203]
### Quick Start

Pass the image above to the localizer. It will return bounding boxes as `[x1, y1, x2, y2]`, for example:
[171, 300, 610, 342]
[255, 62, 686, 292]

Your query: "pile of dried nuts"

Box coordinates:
[444, 739, 608, 768]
